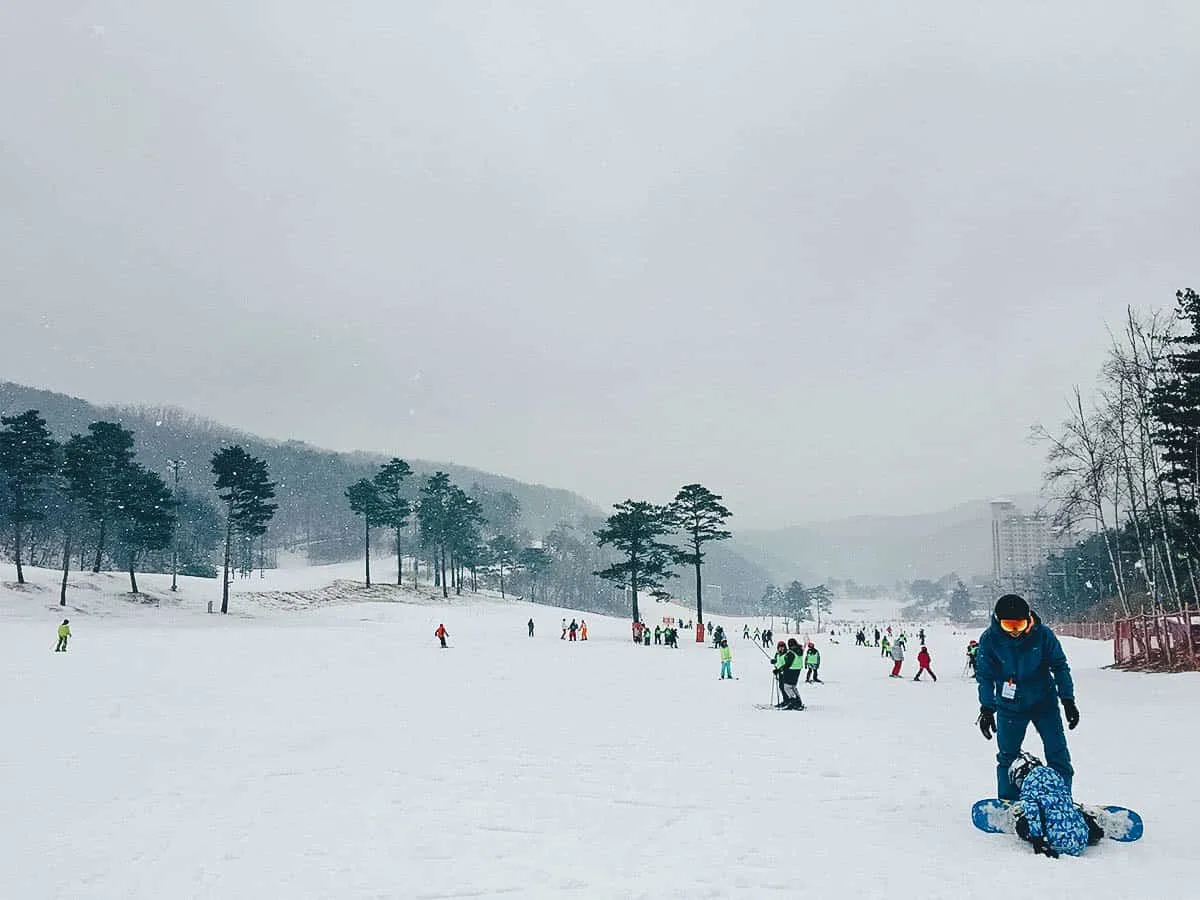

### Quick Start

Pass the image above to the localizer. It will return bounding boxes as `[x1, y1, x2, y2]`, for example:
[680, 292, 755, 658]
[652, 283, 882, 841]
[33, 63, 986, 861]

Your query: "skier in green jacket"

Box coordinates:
[718, 640, 733, 680]
[55, 619, 71, 652]
[804, 642, 822, 683]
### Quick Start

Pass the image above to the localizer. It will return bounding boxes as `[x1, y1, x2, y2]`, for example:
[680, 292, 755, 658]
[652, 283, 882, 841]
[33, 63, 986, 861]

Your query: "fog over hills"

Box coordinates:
[742, 494, 1047, 586]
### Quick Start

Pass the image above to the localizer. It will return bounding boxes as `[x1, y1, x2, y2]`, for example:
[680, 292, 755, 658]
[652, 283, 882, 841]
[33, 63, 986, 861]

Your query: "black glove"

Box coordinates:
[1062, 698, 1080, 730]
[977, 707, 996, 740]
[1030, 836, 1059, 859]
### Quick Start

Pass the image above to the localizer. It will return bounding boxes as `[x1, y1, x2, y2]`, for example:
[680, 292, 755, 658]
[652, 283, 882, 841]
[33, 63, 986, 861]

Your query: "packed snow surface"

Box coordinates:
[1, 562, 1194, 899]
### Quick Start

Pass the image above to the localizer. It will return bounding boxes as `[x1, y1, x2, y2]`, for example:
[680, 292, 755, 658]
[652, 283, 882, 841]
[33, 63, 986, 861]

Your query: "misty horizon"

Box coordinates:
[3, 3, 1196, 530]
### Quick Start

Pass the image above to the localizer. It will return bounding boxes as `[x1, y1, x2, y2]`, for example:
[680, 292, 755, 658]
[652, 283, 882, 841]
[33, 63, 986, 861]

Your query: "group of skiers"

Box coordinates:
[631, 620, 678, 647]
[745, 626, 776, 648]
[560, 618, 589, 641]
[421, 591, 1090, 860]
[769, 638, 819, 709]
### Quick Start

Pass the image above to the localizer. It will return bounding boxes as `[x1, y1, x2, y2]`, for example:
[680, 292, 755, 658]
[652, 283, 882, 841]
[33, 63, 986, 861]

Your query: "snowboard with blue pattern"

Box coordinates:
[972, 798, 1143, 842]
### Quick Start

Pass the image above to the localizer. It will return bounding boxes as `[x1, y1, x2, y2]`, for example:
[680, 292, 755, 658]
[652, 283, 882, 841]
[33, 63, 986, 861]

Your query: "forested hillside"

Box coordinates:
[0, 382, 772, 612]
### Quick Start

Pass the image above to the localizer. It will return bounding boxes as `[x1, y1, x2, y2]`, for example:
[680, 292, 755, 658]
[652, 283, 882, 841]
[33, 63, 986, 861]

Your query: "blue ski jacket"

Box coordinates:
[975, 613, 1074, 713]
[1018, 766, 1089, 856]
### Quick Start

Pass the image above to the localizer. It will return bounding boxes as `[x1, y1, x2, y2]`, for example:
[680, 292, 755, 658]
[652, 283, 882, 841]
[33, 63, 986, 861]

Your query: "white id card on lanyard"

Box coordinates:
[1001, 680, 1017, 701]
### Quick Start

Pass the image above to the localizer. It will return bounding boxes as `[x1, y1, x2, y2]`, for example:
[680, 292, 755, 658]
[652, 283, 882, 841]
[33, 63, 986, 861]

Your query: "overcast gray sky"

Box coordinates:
[2, 3, 1197, 529]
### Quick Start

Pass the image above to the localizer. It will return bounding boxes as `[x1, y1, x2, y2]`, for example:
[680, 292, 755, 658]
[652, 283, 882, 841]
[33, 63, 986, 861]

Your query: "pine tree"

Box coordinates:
[518, 546, 552, 603]
[1152, 289, 1200, 558]
[783, 580, 812, 629]
[594, 500, 680, 622]
[417, 472, 453, 598]
[212, 446, 277, 614]
[809, 584, 833, 629]
[77, 422, 137, 573]
[949, 580, 973, 622]
[372, 458, 413, 585]
[446, 487, 485, 595]
[57, 433, 94, 605]
[489, 535, 519, 598]
[0, 410, 59, 584]
[346, 478, 387, 586]
[115, 465, 176, 594]
[670, 483, 732, 637]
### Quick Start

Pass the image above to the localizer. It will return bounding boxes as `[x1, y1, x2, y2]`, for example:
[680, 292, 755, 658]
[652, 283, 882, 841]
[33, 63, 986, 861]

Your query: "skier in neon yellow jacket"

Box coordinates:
[55, 619, 71, 652]
[718, 640, 733, 680]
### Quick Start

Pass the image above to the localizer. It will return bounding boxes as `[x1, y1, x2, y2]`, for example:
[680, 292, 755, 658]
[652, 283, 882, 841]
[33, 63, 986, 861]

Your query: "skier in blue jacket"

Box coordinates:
[975, 594, 1079, 801]
[1008, 752, 1103, 858]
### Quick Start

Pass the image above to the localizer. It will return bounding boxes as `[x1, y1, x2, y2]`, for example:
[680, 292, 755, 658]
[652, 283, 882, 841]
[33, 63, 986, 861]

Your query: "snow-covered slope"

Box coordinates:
[1, 564, 1193, 899]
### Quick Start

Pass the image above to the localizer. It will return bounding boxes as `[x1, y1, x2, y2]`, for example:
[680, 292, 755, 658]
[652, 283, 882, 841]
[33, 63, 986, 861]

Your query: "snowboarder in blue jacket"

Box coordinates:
[1008, 752, 1103, 858]
[975, 594, 1079, 801]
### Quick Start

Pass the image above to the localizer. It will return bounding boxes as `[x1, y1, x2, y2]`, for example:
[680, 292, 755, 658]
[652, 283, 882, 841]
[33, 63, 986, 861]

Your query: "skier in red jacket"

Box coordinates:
[914, 644, 937, 681]
[435, 623, 448, 649]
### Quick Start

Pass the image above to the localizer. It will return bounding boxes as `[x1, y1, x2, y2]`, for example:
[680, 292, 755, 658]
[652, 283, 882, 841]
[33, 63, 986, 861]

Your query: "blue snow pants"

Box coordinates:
[720, 660, 732, 679]
[996, 700, 1073, 801]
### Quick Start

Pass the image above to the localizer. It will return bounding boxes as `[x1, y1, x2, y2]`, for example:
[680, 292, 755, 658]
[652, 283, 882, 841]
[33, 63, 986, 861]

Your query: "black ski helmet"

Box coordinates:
[1008, 751, 1044, 787]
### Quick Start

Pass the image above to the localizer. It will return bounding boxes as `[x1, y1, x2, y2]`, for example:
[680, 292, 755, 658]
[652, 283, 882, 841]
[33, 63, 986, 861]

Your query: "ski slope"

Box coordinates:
[1, 563, 1195, 899]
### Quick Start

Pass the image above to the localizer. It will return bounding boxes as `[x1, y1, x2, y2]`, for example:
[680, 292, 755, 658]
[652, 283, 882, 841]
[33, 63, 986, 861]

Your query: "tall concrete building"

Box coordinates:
[991, 500, 1065, 592]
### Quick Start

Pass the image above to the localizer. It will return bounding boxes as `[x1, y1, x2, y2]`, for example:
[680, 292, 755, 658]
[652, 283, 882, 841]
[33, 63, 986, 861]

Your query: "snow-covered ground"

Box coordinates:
[1, 562, 1195, 899]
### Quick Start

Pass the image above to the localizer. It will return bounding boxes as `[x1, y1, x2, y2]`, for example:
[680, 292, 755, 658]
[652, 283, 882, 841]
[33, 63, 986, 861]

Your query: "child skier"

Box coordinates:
[718, 640, 733, 680]
[804, 642, 822, 683]
[55, 619, 71, 652]
[966, 640, 979, 674]
[580, 620, 588, 640]
[435, 623, 449, 648]
[914, 645, 936, 681]
[1008, 752, 1103, 858]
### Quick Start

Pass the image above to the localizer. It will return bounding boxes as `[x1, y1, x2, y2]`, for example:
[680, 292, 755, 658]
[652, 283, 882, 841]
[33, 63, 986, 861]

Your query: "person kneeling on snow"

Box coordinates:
[1008, 753, 1103, 858]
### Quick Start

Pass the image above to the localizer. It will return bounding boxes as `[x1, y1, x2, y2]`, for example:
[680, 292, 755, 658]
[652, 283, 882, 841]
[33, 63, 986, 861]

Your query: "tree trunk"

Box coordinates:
[440, 546, 448, 599]
[499, 566, 506, 599]
[60, 529, 72, 606]
[364, 518, 371, 587]
[13, 521, 24, 584]
[92, 518, 106, 573]
[693, 540, 703, 631]
[128, 551, 139, 594]
[396, 530, 402, 586]
[221, 517, 233, 614]
[631, 557, 640, 623]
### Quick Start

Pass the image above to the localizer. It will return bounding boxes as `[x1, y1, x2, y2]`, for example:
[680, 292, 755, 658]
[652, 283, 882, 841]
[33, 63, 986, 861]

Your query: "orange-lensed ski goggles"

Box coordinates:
[999, 618, 1033, 636]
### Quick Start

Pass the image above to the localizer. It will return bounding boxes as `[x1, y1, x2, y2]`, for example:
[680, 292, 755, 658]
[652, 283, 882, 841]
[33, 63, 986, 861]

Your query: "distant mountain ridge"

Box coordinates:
[2, 379, 1038, 599]
[0, 381, 600, 546]
[0, 381, 776, 609]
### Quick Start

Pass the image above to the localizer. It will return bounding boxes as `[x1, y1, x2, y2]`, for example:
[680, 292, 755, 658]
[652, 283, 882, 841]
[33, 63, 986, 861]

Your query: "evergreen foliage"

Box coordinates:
[949, 579, 974, 622]
[594, 500, 680, 622]
[373, 458, 413, 586]
[115, 465, 176, 594]
[346, 478, 387, 586]
[670, 483, 732, 633]
[0, 410, 58, 584]
[212, 446, 277, 614]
